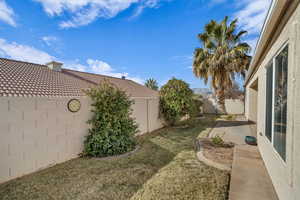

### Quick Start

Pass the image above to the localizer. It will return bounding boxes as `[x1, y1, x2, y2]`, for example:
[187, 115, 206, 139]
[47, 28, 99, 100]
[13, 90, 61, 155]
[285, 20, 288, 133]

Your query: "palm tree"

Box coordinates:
[145, 78, 159, 91]
[193, 16, 251, 113]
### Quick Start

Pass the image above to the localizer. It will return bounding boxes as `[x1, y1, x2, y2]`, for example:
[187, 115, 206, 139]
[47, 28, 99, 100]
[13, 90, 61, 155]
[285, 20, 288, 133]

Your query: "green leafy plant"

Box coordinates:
[225, 114, 236, 121]
[159, 78, 195, 126]
[211, 135, 224, 146]
[83, 80, 138, 157]
[145, 78, 159, 91]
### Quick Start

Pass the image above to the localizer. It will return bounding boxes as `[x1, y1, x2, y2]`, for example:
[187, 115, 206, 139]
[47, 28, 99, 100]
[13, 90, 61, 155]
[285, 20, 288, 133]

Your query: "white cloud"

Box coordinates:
[64, 60, 87, 72]
[131, 0, 160, 18]
[234, 0, 272, 35]
[0, 0, 16, 26]
[0, 37, 144, 84]
[41, 36, 58, 46]
[0, 38, 54, 64]
[85, 59, 144, 83]
[208, 0, 271, 56]
[64, 58, 144, 84]
[245, 38, 258, 55]
[33, 0, 167, 28]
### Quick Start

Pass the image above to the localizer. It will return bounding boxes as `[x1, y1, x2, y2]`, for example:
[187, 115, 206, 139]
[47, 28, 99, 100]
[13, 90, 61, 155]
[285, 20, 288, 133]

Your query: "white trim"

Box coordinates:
[271, 53, 276, 146]
[245, 0, 277, 83]
[273, 43, 289, 162]
[265, 42, 289, 163]
[252, 0, 277, 61]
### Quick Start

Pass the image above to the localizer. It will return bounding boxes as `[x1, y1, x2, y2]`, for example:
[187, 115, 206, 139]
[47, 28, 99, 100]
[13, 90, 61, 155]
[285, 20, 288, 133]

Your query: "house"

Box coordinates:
[244, 0, 300, 199]
[0, 58, 163, 183]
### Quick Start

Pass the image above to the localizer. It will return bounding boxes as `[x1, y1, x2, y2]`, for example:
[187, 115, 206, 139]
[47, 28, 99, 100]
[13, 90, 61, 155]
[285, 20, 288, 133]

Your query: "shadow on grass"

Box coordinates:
[214, 120, 255, 128]
[0, 117, 226, 200]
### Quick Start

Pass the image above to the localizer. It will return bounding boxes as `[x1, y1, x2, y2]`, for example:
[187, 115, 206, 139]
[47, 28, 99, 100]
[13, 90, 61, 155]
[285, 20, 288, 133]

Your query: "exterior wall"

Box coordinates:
[245, 87, 258, 122]
[245, 4, 300, 200]
[202, 97, 218, 114]
[131, 98, 163, 135]
[0, 96, 163, 184]
[202, 97, 244, 115]
[224, 99, 244, 115]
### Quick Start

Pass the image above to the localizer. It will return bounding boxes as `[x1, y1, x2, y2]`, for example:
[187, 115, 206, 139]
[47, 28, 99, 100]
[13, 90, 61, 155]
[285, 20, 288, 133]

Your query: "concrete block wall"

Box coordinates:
[0, 96, 163, 184]
[0, 97, 91, 184]
[131, 98, 164, 135]
[225, 99, 244, 115]
[202, 97, 244, 115]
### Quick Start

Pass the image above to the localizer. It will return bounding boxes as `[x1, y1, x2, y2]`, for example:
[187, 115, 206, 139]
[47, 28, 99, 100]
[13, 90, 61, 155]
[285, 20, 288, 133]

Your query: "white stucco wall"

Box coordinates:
[0, 96, 163, 184]
[245, 3, 300, 199]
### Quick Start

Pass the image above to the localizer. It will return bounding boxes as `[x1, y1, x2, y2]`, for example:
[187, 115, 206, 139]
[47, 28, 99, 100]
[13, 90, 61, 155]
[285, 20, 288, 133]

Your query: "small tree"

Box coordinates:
[145, 78, 159, 91]
[159, 78, 195, 125]
[83, 80, 138, 157]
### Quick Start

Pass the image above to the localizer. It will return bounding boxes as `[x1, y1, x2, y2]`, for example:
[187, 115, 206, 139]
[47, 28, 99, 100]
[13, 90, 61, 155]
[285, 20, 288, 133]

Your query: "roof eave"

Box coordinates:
[244, 0, 296, 86]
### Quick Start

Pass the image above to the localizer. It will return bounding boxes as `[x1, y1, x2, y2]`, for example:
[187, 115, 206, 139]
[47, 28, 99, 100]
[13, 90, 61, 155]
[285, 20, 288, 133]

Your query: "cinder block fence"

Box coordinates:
[0, 96, 163, 183]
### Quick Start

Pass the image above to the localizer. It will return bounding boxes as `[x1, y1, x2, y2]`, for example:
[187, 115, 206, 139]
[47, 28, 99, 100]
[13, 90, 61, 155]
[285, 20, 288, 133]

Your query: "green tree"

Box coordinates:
[193, 16, 251, 113]
[159, 78, 195, 125]
[83, 80, 138, 157]
[145, 78, 159, 91]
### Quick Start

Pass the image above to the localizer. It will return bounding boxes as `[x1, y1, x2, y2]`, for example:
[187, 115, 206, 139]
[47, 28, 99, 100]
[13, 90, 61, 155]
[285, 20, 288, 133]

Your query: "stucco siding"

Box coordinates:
[0, 96, 163, 184]
[245, 3, 300, 200]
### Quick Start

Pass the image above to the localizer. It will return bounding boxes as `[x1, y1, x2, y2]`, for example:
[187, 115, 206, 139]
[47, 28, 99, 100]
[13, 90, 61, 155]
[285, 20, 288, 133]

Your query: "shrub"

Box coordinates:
[159, 78, 195, 126]
[225, 114, 236, 121]
[83, 80, 138, 157]
[211, 135, 224, 146]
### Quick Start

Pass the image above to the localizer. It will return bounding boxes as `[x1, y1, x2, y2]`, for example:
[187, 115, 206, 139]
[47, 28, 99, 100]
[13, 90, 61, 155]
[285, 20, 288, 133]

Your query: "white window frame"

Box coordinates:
[267, 42, 289, 163]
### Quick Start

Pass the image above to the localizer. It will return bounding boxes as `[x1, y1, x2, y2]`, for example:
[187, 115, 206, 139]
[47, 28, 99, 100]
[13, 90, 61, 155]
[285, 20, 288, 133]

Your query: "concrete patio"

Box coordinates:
[209, 117, 278, 200]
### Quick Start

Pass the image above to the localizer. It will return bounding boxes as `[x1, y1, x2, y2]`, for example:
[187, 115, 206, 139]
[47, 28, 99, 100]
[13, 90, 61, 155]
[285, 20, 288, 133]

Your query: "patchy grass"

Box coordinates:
[219, 114, 237, 121]
[0, 116, 229, 200]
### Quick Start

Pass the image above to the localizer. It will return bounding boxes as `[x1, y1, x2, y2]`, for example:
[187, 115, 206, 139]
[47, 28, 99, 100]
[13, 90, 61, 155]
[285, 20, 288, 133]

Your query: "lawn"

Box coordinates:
[0, 116, 229, 200]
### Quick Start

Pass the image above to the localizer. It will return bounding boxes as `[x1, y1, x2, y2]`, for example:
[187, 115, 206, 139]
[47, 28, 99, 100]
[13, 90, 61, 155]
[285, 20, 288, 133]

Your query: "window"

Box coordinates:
[265, 45, 288, 161]
[265, 63, 273, 142]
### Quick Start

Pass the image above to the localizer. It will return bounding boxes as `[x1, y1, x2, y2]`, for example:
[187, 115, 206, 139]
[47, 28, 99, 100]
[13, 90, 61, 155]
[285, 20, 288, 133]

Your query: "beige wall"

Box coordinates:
[224, 99, 244, 115]
[202, 97, 244, 115]
[202, 97, 218, 114]
[245, 87, 258, 122]
[0, 96, 163, 184]
[131, 97, 163, 134]
[245, 4, 300, 200]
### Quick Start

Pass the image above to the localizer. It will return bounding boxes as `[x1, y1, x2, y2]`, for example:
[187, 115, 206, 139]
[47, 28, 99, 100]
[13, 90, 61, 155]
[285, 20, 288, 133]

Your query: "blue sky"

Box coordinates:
[0, 0, 271, 88]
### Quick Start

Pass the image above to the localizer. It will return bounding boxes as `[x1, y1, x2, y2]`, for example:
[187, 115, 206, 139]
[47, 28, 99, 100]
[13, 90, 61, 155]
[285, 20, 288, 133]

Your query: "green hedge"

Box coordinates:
[83, 80, 138, 157]
[159, 78, 196, 126]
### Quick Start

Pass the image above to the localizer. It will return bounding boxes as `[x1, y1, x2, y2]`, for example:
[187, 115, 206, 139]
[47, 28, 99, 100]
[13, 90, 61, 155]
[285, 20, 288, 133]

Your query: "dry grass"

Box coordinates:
[0, 116, 229, 200]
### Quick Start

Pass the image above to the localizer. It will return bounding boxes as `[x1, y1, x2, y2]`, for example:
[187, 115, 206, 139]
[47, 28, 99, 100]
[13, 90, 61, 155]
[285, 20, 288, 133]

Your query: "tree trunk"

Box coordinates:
[216, 88, 226, 114]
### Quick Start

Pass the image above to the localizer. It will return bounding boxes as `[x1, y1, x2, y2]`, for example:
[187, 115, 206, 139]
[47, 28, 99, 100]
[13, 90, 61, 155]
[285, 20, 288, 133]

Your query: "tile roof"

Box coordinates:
[62, 69, 159, 98]
[0, 58, 159, 98]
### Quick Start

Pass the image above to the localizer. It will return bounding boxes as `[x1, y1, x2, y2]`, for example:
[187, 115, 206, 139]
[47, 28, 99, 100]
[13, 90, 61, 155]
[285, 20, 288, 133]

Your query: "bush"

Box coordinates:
[83, 80, 138, 157]
[159, 78, 195, 126]
[211, 135, 224, 146]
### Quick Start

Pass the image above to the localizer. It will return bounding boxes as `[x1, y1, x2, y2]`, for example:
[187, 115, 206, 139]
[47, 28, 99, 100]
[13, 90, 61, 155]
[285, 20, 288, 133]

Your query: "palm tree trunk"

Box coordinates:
[216, 88, 226, 114]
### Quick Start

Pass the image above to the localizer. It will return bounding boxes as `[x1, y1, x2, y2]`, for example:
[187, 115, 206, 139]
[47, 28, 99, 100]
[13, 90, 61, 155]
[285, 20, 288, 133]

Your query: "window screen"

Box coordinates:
[273, 46, 288, 161]
[265, 63, 273, 142]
